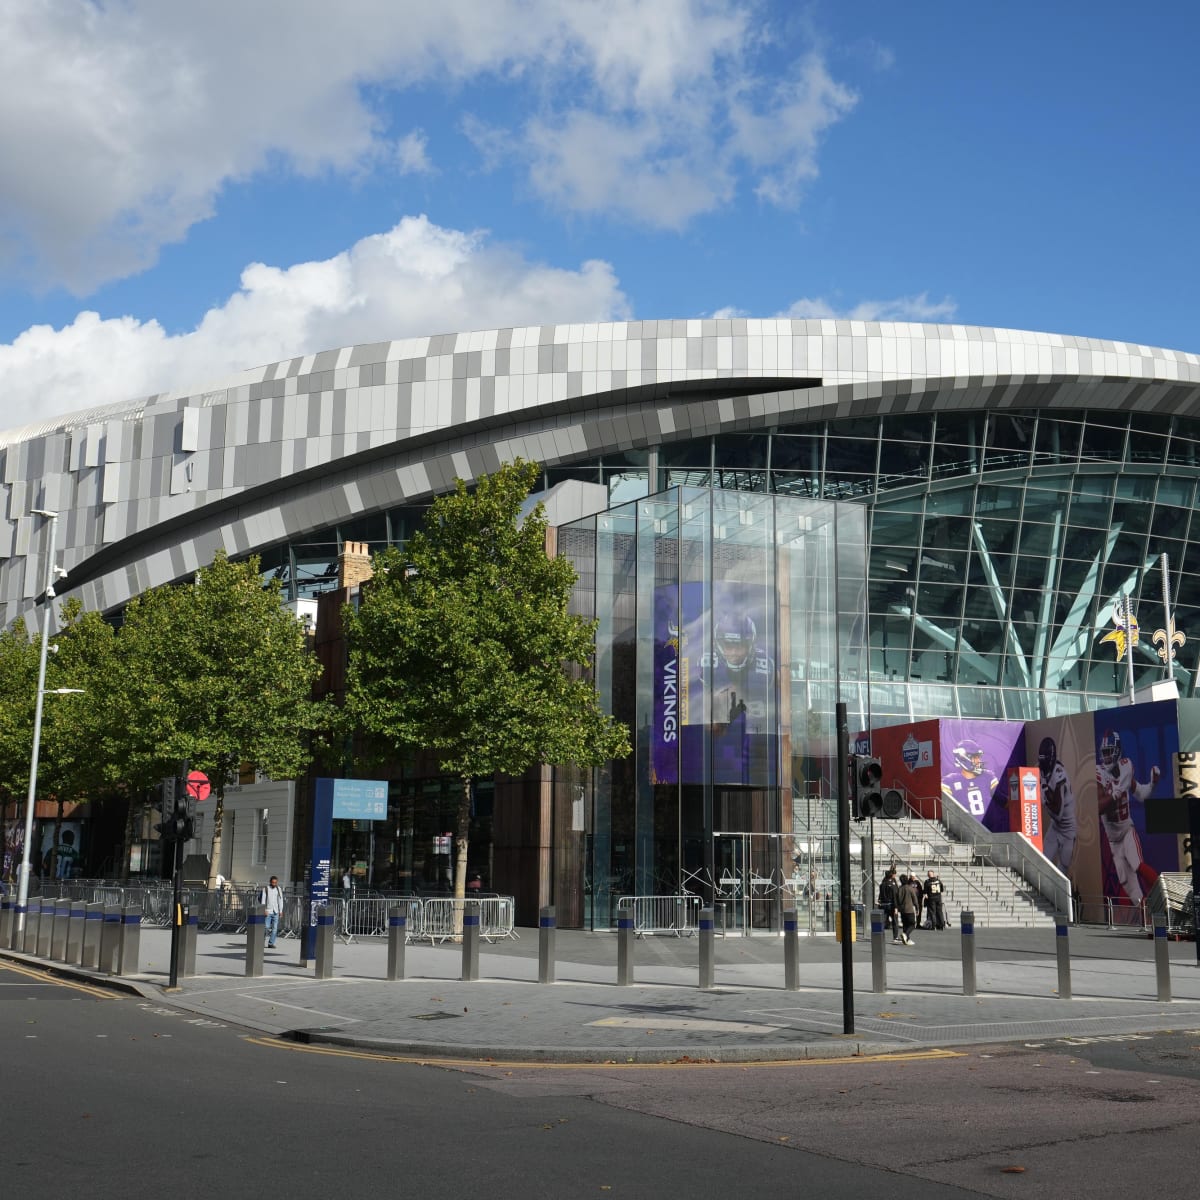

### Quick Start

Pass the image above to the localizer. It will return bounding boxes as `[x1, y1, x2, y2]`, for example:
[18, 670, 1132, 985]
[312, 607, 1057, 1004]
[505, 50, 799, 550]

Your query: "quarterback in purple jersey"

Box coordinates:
[941, 739, 999, 819]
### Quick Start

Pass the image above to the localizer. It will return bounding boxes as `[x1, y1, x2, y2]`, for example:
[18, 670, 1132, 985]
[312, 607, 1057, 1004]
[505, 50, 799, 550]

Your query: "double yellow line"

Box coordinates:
[1, 959, 116, 1000]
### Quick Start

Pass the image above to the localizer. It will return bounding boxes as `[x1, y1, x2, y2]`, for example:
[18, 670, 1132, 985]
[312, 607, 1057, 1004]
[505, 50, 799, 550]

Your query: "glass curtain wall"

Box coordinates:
[561, 486, 865, 930]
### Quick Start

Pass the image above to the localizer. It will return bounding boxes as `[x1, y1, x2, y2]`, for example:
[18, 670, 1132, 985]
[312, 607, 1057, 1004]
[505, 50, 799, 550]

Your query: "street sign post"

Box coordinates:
[185, 770, 211, 802]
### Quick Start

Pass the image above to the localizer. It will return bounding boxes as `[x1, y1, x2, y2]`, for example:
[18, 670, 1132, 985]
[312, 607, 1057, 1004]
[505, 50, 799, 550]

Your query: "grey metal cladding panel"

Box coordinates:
[539, 325, 555, 346]
[451, 378, 467, 425]
[495, 348, 510, 376]
[348, 342, 389, 367]
[495, 328, 513, 350]
[538, 344, 554, 374]
[640, 338, 656, 371]
[478, 376, 496, 418]
[312, 349, 339, 373]
[687, 338, 703, 369]
[453, 352, 469, 379]
[270, 398, 286, 443]
[467, 350, 482, 377]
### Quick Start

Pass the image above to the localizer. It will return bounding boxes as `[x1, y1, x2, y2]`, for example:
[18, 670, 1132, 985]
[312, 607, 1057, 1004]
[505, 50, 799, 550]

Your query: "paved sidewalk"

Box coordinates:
[6, 923, 1200, 1062]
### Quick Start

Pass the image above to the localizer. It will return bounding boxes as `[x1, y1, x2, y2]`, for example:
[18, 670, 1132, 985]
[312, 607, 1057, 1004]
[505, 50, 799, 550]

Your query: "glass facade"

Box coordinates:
[557, 487, 866, 930]
[264, 405, 1200, 724]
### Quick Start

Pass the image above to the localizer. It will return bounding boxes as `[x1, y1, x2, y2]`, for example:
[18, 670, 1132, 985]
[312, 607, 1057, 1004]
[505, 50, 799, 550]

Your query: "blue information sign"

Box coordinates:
[329, 778, 388, 820]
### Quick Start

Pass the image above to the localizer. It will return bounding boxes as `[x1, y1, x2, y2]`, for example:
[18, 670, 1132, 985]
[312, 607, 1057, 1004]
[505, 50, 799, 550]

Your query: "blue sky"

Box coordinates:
[0, 1, 1196, 430]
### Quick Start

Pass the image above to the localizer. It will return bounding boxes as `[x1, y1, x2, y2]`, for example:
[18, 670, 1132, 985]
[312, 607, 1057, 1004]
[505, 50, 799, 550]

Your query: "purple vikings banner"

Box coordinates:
[652, 581, 777, 788]
[651, 586, 683, 785]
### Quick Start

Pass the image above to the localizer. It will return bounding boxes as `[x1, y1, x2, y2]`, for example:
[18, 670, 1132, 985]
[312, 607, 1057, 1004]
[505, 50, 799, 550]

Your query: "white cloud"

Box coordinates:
[394, 130, 434, 175]
[780, 292, 958, 322]
[0, 215, 629, 431]
[0, 1, 859, 290]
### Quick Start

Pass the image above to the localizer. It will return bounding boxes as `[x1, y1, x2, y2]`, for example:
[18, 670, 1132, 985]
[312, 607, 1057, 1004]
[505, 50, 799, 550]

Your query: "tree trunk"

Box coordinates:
[206, 788, 225, 888]
[49, 797, 63, 883]
[454, 776, 472, 900]
[452, 775, 472, 936]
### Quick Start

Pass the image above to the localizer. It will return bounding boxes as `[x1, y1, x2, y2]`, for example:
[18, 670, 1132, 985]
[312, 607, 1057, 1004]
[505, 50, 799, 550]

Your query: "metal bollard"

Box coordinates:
[181, 909, 198, 978]
[11, 897, 29, 951]
[117, 904, 142, 975]
[960, 909, 977, 997]
[1153, 913, 1172, 1002]
[699, 907, 715, 990]
[99, 905, 122, 974]
[37, 898, 56, 958]
[871, 908, 887, 994]
[0, 895, 11, 947]
[81, 901, 104, 968]
[387, 905, 407, 981]
[52, 898, 72, 961]
[315, 904, 334, 980]
[538, 905, 556, 984]
[1055, 913, 1072, 1000]
[245, 905, 266, 977]
[66, 900, 86, 964]
[617, 914, 635, 985]
[783, 908, 799, 991]
[461, 900, 480, 982]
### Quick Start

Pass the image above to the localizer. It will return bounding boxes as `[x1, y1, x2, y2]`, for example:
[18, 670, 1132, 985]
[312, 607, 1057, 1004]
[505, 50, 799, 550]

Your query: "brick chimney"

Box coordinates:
[338, 540, 374, 590]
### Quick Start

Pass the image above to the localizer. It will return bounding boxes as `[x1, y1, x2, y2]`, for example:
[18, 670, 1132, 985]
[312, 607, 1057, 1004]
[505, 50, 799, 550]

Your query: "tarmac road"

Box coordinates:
[5, 957, 1198, 1200]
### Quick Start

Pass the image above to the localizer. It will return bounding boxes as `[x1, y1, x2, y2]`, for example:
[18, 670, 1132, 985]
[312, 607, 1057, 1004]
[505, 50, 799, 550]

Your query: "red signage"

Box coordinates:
[186, 770, 211, 802]
[1008, 766, 1044, 853]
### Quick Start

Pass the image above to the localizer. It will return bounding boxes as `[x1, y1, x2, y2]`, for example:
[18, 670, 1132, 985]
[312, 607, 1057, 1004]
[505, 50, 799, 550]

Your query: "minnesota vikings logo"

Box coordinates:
[1099, 603, 1139, 660]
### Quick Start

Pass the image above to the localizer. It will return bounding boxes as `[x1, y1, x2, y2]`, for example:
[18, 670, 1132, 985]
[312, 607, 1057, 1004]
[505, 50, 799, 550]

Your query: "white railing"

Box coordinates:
[414, 896, 518, 943]
[615, 894, 699, 937]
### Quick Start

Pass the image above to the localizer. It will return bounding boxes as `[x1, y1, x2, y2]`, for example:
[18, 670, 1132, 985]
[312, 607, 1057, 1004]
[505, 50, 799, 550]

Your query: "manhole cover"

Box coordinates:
[411, 1011, 462, 1021]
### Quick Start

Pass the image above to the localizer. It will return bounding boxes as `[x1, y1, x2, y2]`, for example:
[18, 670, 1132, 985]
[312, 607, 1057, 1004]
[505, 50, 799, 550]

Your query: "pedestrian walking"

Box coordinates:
[923, 870, 946, 930]
[878, 868, 901, 943]
[897, 873, 919, 945]
[259, 875, 285, 948]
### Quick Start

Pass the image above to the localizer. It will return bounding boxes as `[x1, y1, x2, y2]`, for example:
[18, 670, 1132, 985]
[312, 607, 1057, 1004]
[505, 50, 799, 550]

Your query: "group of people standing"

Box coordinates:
[877, 867, 946, 945]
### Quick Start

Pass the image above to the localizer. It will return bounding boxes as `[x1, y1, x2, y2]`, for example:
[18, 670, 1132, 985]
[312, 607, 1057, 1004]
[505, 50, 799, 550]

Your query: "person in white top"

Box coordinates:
[260, 875, 285, 948]
[1038, 737, 1077, 873]
[1095, 730, 1159, 905]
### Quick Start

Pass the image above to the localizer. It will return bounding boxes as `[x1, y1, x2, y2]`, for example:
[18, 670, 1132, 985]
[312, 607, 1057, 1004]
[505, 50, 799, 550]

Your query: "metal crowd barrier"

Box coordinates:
[615, 894, 699, 937]
[415, 896, 517, 943]
[1105, 896, 1150, 931]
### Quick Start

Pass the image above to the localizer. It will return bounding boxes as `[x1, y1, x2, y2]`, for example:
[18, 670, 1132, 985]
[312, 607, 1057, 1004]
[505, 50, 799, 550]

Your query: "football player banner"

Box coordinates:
[1008, 767, 1044, 854]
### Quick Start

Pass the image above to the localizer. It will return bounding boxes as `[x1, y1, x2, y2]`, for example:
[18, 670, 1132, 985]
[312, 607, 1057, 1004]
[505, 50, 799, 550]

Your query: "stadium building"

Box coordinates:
[2, 320, 1199, 925]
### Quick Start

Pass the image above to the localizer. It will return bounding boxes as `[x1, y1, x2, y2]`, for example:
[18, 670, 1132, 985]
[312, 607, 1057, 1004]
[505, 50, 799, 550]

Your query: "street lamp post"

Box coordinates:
[14, 510, 60, 939]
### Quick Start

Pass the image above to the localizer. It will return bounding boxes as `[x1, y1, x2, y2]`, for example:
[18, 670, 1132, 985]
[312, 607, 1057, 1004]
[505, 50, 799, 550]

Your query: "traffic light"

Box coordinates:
[154, 776, 194, 841]
[851, 755, 883, 819]
[881, 785, 906, 819]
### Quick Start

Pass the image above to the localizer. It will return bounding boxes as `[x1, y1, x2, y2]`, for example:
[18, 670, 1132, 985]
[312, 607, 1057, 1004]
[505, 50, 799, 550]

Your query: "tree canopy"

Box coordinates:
[344, 459, 629, 900]
[0, 552, 332, 883]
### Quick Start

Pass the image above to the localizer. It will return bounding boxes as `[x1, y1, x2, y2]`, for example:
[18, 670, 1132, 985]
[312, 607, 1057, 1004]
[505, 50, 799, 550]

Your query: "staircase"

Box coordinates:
[869, 813, 1057, 929]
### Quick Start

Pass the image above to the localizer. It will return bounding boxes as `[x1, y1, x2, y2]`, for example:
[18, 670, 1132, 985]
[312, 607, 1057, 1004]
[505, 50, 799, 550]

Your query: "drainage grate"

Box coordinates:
[411, 1011, 461, 1021]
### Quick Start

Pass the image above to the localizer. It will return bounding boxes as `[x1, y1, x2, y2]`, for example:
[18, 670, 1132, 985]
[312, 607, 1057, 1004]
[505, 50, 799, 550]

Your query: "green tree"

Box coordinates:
[0, 603, 117, 880]
[344, 459, 630, 905]
[0, 617, 39, 879]
[114, 552, 331, 883]
[39, 601, 118, 877]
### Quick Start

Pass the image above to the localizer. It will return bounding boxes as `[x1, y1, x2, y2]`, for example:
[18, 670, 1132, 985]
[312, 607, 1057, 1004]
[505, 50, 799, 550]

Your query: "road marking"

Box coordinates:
[589, 1016, 785, 1034]
[0, 961, 115, 999]
[235, 994, 362, 1023]
[241, 1036, 963, 1070]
